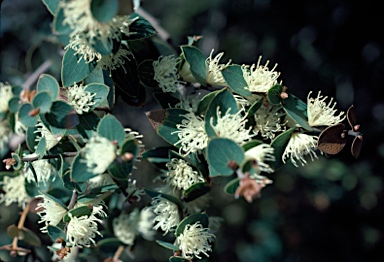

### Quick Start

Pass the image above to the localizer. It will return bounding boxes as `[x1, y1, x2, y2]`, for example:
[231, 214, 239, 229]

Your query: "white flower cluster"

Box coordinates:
[149, 195, 180, 235]
[67, 84, 96, 115]
[242, 56, 281, 93]
[165, 158, 205, 191]
[113, 207, 156, 246]
[82, 134, 116, 174]
[36, 194, 67, 232]
[175, 221, 215, 260]
[0, 174, 31, 207]
[0, 82, 13, 113]
[153, 55, 182, 93]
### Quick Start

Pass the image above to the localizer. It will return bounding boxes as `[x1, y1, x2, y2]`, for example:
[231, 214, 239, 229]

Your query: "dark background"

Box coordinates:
[1, 0, 384, 261]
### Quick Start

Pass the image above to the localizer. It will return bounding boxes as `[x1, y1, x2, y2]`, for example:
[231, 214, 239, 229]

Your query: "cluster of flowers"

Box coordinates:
[0, 0, 349, 261]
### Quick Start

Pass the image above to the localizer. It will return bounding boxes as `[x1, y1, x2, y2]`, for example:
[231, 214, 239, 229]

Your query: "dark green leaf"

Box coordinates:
[42, 0, 60, 15]
[221, 65, 252, 96]
[32, 91, 52, 113]
[183, 182, 210, 202]
[270, 127, 296, 170]
[267, 84, 284, 105]
[181, 45, 207, 85]
[175, 213, 209, 237]
[224, 178, 240, 195]
[156, 240, 180, 251]
[19, 103, 38, 127]
[37, 74, 60, 100]
[26, 126, 38, 152]
[97, 114, 125, 146]
[138, 59, 158, 87]
[204, 88, 238, 137]
[53, 6, 72, 35]
[61, 48, 96, 87]
[282, 93, 312, 131]
[45, 101, 79, 128]
[157, 109, 189, 146]
[8, 97, 20, 113]
[47, 225, 66, 242]
[206, 138, 244, 177]
[63, 205, 93, 222]
[70, 152, 98, 182]
[84, 83, 110, 110]
[90, 0, 118, 23]
[124, 13, 157, 40]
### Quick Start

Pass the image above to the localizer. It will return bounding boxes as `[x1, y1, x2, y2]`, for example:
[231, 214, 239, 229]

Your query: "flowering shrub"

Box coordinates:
[0, 0, 363, 261]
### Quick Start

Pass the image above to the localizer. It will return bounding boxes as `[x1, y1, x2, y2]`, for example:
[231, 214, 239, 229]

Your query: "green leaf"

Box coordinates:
[206, 138, 244, 177]
[124, 13, 157, 40]
[183, 182, 210, 202]
[42, 0, 60, 15]
[196, 90, 219, 116]
[156, 240, 180, 251]
[70, 152, 98, 182]
[90, 0, 118, 23]
[157, 108, 189, 146]
[61, 47, 96, 87]
[35, 137, 46, 159]
[270, 127, 296, 170]
[204, 88, 238, 137]
[144, 188, 184, 210]
[108, 158, 133, 180]
[8, 97, 20, 113]
[38, 191, 67, 209]
[242, 139, 264, 152]
[63, 205, 93, 223]
[175, 213, 209, 237]
[181, 45, 207, 85]
[90, 37, 115, 56]
[19, 103, 38, 127]
[97, 114, 125, 146]
[26, 126, 38, 152]
[112, 50, 146, 107]
[53, 6, 72, 35]
[282, 93, 312, 131]
[138, 59, 158, 87]
[221, 65, 252, 96]
[45, 101, 79, 128]
[141, 147, 172, 163]
[84, 83, 110, 110]
[47, 225, 66, 242]
[20, 227, 41, 247]
[267, 84, 284, 105]
[32, 91, 52, 113]
[224, 178, 240, 195]
[11, 153, 22, 170]
[97, 238, 122, 252]
[37, 74, 60, 100]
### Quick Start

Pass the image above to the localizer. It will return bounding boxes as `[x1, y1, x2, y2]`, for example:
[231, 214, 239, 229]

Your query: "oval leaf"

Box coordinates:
[90, 0, 118, 23]
[206, 138, 244, 176]
[221, 65, 252, 96]
[97, 114, 125, 146]
[37, 74, 60, 100]
[32, 91, 52, 113]
[181, 45, 207, 86]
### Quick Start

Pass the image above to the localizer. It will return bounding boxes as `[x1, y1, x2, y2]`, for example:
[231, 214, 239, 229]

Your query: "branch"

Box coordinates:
[22, 60, 52, 90]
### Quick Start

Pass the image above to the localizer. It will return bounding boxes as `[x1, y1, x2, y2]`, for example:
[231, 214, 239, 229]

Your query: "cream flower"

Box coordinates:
[254, 105, 286, 140]
[113, 212, 138, 246]
[242, 56, 281, 93]
[307, 91, 346, 127]
[23, 158, 57, 185]
[243, 143, 275, 174]
[82, 134, 116, 174]
[66, 205, 106, 248]
[62, 0, 136, 63]
[153, 55, 182, 93]
[174, 94, 202, 113]
[165, 158, 205, 191]
[67, 84, 96, 115]
[126, 178, 146, 201]
[150, 195, 180, 235]
[0, 82, 13, 113]
[35, 121, 62, 150]
[0, 120, 12, 153]
[211, 108, 254, 145]
[98, 44, 133, 72]
[179, 61, 198, 83]
[36, 195, 67, 233]
[205, 50, 231, 86]
[87, 173, 114, 189]
[282, 132, 319, 167]
[173, 112, 208, 155]
[0, 174, 31, 207]
[175, 221, 215, 260]
[137, 207, 156, 241]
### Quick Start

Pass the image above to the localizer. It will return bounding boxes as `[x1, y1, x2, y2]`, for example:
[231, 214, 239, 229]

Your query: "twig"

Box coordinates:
[22, 60, 52, 90]
[20, 152, 78, 162]
[67, 190, 78, 210]
[113, 245, 125, 262]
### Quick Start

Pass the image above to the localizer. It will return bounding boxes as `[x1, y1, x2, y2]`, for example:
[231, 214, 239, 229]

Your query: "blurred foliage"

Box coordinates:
[1, 0, 384, 261]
